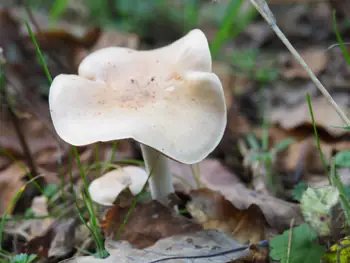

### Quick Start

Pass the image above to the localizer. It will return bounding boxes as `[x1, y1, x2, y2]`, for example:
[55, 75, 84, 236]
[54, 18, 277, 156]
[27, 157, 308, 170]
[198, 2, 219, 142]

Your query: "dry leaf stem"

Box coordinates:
[248, 0, 350, 126]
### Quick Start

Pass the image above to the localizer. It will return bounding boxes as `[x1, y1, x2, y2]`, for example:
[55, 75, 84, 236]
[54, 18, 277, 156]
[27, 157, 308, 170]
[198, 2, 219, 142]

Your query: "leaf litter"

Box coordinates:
[62, 230, 251, 263]
[0, 1, 350, 263]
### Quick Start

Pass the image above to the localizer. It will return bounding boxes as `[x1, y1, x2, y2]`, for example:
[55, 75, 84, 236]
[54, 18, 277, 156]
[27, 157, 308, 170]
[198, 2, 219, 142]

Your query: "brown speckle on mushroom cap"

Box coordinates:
[49, 29, 227, 164]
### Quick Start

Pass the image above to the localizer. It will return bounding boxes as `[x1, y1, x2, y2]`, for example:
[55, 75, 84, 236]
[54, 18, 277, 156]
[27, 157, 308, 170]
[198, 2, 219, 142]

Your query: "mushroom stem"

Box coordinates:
[140, 144, 174, 205]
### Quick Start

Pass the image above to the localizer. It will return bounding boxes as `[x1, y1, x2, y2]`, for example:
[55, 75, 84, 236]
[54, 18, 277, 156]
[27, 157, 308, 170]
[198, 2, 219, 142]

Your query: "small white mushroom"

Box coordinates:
[88, 166, 148, 206]
[49, 29, 227, 205]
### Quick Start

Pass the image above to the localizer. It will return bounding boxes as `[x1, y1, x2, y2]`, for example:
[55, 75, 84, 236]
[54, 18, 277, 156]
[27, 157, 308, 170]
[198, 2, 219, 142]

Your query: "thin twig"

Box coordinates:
[6, 100, 39, 178]
[327, 42, 350, 51]
[0, 62, 38, 179]
[249, 0, 350, 126]
[23, 1, 70, 71]
[5, 75, 64, 146]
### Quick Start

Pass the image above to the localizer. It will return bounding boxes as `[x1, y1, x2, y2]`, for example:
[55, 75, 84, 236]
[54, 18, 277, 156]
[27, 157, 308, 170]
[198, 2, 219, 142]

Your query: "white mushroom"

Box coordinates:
[49, 29, 227, 205]
[88, 166, 148, 206]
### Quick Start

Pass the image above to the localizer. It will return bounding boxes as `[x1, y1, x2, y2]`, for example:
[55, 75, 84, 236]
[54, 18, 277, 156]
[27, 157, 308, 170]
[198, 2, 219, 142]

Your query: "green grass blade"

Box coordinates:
[71, 146, 104, 256]
[115, 164, 154, 240]
[80, 190, 104, 255]
[104, 141, 119, 173]
[68, 150, 102, 254]
[273, 138, 295, 153]
[246, 133, 260, 151]
[184, 0, 199, 31]
[333, 10, 350, 66]
[117, 159, 144, 166]
[0, 149, 30, 175]
[0, 149, 56, 207]
[0, 188, 25, 252]
[25, 21, 53, 84]
[331, 157, 350, 226]
[24, 19, 68, 207]
[85, 162, 121, 174]
[306, 93, 330, 183]
[261, 119, 269, 152]
[49, 0, 69, 26]
[330, 125, 350, 130]
[94, 143, 100, 176]
[210, 0, 243, 57]
[24, 14, 105, 256]
[25, 17, 66, 201]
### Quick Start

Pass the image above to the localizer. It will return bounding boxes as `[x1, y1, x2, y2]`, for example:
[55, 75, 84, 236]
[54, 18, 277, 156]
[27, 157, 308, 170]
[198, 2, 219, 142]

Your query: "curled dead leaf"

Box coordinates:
[270, 96, 350, 137]
[172, 159, 303, 231]
[187, 188, 266, 245]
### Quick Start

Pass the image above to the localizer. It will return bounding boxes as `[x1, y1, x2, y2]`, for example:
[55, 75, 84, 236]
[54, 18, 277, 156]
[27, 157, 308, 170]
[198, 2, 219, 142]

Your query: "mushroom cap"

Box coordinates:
[88, 166, 148, 206]
[49, 29, 227, 164]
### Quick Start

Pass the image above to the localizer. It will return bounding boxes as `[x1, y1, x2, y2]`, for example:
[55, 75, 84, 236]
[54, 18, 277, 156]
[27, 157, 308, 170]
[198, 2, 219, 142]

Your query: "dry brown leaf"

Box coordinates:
[187, 188, 266, 245]
[29, 196, 53, 238]
[279, 136, 350, 171]
[0, 112, 63, 169]
[281, 48, 327, 79]
[172, 159, 303, 231]
[49, 219, 77, 258]
[11, 8, 97, 42]
[0, 163, 27, 214]
[21, 219, 77, 260]
[64, 230, 251, 263]
[20, 229, 53, 258]
[331, 0, 350, 18]
[279, 137, 332, 174]
[101, 200, 202, 249]
[270, 96, 350, 137]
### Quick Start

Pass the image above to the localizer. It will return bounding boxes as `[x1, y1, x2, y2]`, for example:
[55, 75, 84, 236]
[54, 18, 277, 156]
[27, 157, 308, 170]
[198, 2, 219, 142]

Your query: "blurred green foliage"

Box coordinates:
[25, 0, 284, 84]
[10, 254, 37, 263]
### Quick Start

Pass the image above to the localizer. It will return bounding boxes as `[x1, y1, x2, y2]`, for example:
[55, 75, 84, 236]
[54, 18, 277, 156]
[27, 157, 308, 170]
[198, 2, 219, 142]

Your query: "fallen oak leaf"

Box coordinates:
[61, 229, 251, 263]
[171, 159, 303, 231]
[101, 199, 202, 249]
